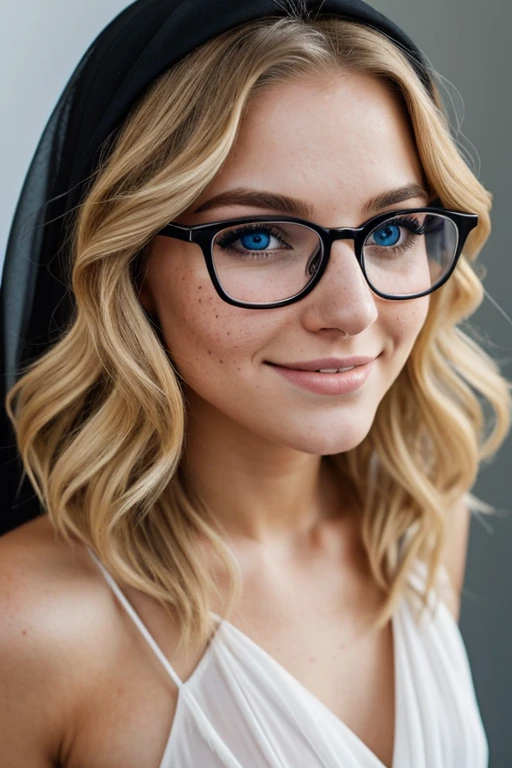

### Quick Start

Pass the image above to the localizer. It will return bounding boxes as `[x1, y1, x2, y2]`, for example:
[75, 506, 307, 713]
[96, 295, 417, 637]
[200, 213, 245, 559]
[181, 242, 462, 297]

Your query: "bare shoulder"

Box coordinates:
[0, 515, 120, 767]
[0, 513, 109, 637]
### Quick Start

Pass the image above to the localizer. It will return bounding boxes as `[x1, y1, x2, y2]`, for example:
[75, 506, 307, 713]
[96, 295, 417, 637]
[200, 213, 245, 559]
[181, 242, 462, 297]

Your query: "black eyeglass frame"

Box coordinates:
[156, 205, 479, 309]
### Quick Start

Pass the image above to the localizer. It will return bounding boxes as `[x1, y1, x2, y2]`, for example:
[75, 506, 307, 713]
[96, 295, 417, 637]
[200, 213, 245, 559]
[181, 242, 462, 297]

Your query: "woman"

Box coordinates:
[0, 1, 510, 766]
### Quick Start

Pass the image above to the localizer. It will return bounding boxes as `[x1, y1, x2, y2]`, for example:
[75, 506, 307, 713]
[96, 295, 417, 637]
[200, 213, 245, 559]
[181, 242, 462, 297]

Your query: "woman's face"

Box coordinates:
[140, 72, 430, 455]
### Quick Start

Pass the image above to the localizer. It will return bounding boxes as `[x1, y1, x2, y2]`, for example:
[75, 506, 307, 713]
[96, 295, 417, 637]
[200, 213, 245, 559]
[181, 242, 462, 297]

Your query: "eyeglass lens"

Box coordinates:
[211, 212, 459, 304]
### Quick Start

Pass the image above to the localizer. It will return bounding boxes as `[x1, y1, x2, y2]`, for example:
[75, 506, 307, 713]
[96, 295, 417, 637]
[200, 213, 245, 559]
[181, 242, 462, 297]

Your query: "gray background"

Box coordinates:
[1, 1, 510, 764]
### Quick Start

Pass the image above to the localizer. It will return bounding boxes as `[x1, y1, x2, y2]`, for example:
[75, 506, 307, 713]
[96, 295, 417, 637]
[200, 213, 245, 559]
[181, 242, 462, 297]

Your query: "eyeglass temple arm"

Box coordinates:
[157, 223, 192, 241]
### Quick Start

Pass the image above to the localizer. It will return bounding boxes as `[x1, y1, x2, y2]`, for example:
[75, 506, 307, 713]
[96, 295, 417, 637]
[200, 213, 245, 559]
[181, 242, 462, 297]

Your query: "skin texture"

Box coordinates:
[139, 71, 431, 552]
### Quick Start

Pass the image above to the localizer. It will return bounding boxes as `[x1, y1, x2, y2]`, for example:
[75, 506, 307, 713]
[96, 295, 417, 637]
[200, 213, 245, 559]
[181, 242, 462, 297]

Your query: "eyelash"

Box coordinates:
[216, 224, 290, 257]
[366, 215, 428, 256]
[216, 215, 427, 248]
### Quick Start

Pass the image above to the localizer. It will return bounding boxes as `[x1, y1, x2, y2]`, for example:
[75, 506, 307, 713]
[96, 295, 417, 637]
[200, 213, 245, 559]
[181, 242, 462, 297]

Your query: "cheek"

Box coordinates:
[381, 296, 430, 358]
[150, 262, 272, 379]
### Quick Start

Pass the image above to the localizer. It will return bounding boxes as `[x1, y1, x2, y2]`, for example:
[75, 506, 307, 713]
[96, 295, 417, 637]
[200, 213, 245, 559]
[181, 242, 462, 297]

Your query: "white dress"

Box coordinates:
[87, 548, 488, 767]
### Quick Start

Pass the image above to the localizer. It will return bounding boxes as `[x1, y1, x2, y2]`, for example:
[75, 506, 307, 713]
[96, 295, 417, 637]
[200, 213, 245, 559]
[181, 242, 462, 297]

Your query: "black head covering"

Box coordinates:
[0, 0, 435, 534]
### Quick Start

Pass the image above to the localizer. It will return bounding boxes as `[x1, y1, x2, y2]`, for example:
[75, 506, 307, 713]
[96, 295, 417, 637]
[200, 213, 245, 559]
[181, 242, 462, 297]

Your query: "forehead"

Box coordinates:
[193, 72, 425, 223]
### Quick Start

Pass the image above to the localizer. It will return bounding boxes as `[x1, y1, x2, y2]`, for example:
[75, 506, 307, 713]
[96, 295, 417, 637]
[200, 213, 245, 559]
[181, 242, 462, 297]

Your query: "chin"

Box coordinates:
[261, 414, 377, 456]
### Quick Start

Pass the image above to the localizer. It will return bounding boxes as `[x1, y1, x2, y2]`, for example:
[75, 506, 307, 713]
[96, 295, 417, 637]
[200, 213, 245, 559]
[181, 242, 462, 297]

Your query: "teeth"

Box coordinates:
[317, 366, 355, 373]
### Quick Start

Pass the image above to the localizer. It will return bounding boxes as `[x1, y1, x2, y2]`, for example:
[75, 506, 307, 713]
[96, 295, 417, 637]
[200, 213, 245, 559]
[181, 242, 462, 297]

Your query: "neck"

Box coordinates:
[180, 395, 354, 557]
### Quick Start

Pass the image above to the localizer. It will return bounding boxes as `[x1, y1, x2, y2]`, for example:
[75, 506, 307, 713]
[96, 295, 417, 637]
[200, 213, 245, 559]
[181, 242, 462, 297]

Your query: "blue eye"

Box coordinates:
[239, 231, 271, 250]
[371, 224, 401, 247]
[216, 224, 291, 258]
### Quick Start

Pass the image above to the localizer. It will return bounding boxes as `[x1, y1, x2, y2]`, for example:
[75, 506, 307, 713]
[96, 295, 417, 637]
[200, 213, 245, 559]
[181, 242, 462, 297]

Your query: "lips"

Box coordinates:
[266, 355, 377, 372]
[266, 358, 376, 395]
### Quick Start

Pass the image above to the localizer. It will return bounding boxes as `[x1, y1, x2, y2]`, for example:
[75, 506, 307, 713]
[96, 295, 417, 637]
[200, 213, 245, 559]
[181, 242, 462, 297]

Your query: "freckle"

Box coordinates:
[198, 286, 202, 290]
[219, 359, 224, 364]
[309, 656, 316, 663]
[208, 349, 212, 355]
[198, 298, 202, 304]
[227, 331, 231, 336]
[22, 629, 27, 636]
[215, 314, 219, 319]
[181, 276, 185, 281]
[237, 367, 241, 371]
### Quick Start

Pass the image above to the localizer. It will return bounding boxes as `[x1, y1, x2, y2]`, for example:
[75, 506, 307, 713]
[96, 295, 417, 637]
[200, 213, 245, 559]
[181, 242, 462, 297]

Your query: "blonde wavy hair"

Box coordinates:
[5, 10, 511, 653]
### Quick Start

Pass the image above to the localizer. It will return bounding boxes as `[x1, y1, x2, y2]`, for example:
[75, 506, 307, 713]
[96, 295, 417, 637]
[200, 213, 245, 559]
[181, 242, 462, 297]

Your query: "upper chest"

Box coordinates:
[65, 542, 397, 768]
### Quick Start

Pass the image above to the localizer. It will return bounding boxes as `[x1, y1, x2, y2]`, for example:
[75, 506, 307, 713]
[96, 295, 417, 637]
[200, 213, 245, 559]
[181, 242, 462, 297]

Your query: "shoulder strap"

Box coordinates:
[87, 547, 183, 689]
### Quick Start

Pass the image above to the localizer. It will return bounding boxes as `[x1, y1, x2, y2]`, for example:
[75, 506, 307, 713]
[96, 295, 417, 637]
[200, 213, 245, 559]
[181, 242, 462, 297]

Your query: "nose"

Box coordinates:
[301, 239, 378, 335]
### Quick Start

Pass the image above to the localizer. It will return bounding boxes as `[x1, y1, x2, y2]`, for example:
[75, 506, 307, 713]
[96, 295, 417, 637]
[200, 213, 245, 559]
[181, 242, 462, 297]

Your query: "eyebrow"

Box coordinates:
[192, 183, 430, 219]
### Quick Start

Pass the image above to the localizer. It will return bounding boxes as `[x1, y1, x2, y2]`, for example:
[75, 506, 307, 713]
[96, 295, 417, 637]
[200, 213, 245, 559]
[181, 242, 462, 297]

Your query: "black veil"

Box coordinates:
[0, 0, 434, 534]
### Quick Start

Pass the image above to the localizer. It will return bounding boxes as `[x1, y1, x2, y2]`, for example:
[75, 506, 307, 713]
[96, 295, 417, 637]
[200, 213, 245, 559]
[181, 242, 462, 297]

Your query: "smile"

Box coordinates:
[265, 361, 375, 395]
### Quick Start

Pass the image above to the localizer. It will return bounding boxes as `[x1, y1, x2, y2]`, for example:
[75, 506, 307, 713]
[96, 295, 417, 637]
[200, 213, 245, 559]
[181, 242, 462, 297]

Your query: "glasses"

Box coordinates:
[156, 205, 478, 309]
